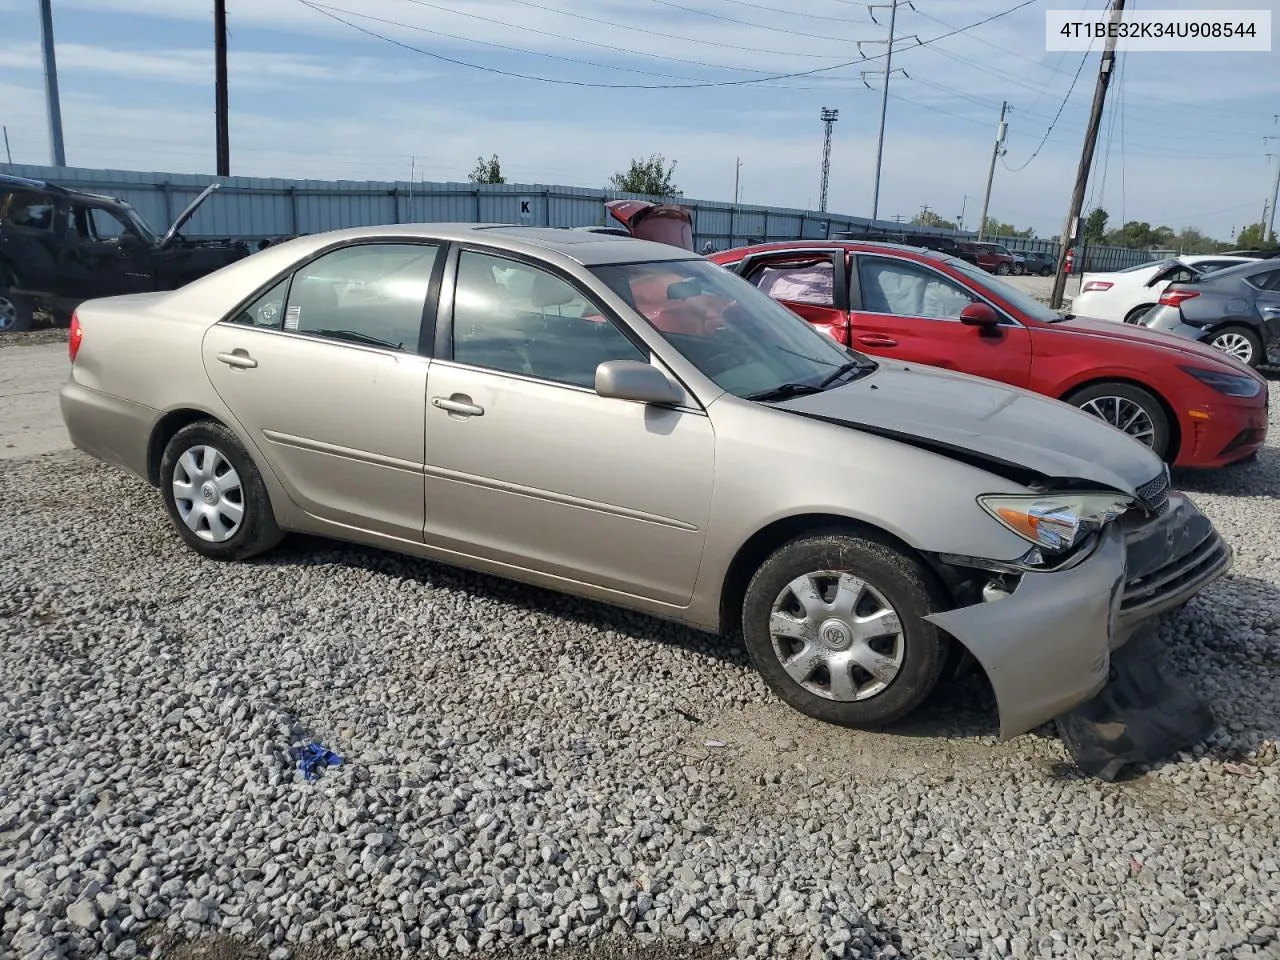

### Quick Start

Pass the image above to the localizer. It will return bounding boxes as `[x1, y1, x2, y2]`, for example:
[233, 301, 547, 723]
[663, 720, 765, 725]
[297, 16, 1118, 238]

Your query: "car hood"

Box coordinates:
[161, 182, 221, 249]
[1049, 316, 1260, 374]
[773, 363, 1164, 494]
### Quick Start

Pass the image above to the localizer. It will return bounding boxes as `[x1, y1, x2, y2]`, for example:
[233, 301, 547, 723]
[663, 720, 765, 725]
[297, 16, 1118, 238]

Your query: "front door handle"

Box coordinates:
[216, 351, 258, 369]
[432, 395, 484, 417]
[855, 335, 899, 348]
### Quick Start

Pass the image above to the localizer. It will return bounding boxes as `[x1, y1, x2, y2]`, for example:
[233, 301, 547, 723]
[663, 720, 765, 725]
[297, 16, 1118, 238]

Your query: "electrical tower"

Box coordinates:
[819, 108, 838, 213]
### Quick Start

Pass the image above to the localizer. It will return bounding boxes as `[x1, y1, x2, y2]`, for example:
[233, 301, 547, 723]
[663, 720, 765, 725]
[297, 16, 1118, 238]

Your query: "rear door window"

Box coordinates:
[1, 191, 54, 231]
[745, 258, 835, 306]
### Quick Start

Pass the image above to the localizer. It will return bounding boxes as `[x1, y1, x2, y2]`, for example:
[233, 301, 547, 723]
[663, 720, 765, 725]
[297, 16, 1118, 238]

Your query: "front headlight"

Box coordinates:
[1178, 365, 1262, 398]
[979, 492, 1133, 553]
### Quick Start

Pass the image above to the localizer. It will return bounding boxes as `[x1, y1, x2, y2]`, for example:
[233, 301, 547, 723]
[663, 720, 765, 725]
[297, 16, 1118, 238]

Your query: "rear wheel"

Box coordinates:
[1039, 266, 1053, 277]
[996, 263, 1011, 276]
[1066, 382, 1171, 461]
[160, 421, 283, 561]
[0, 289, 34, 333]
[742, 533, 950, 729]
[1208, 325, 1263, 368]
[1123, 304, 1155, 325]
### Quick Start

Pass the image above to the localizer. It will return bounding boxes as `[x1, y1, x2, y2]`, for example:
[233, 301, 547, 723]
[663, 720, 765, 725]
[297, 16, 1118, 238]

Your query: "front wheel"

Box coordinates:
[741, 533, 950, 729]
[1066, 382, 1171, 461]
[0, 289, 34, 333]
[1013, 264, 1025, 276]
[996, 263, 1011, 276]
[160, 420, 283, 560]
[1208, 325, 1263, 368]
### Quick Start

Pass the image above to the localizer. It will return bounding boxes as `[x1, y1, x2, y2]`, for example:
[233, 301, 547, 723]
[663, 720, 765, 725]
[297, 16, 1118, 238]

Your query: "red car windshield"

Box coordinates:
[592, 259, 869, 398]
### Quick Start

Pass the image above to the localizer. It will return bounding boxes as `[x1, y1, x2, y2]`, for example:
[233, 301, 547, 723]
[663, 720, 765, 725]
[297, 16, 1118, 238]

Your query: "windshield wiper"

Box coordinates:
[311, 329, 403, 350]
[744, 382, 825, 402]
[816, 359, 872, 389]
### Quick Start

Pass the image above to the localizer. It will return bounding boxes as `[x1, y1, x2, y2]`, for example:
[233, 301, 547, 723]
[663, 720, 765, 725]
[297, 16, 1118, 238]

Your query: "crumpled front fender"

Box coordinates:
[926, 524, 1126, 740]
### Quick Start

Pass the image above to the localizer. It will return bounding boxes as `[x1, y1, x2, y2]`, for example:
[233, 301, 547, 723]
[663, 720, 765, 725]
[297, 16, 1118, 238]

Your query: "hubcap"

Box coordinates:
[769, 571, 905, 702]
[1078, 396, 1157, 448]
[0, 295, 16, 332]
[171, 445, 244, 543]
[1212, 332, 1254, 363]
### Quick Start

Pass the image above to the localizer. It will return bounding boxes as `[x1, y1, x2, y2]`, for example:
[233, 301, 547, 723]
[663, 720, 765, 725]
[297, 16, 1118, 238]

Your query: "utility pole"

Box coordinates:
[977, 101, 1008, 242]
[38, 0, 66, 167]
[819, 108, 838, 213]
[3, 126, 12, 165]
[733, 156, 741, 205]
[957, 194, 968, 232]
[868, 0, 899, 221]
[1051, 0, 1125, 309]
[1263, 137, 1280, 245]
[214, 0, 230, 176]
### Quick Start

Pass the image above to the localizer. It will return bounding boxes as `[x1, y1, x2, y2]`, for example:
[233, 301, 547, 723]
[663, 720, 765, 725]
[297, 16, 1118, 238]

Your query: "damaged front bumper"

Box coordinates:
[927, 492, 1231, 758]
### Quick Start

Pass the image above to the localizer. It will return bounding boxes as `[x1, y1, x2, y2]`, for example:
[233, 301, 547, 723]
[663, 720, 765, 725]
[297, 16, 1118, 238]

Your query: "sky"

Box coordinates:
[1, 0, 1279, 241]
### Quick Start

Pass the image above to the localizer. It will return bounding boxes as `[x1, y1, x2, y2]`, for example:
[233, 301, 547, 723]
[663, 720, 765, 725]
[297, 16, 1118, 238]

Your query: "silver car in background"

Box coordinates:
[61, 224, 1231, 777]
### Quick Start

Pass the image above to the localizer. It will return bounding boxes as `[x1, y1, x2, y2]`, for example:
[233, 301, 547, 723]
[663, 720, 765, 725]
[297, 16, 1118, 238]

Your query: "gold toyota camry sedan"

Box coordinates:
[61, 223, 1232, 777]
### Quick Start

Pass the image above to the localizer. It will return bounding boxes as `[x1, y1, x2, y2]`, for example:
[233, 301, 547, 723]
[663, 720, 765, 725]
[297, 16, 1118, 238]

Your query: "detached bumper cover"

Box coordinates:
[928, 492, 1231, 742]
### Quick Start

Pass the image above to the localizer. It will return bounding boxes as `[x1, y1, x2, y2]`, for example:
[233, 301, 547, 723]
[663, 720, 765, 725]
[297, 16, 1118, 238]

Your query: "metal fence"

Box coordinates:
[2, 162, 1154, 272]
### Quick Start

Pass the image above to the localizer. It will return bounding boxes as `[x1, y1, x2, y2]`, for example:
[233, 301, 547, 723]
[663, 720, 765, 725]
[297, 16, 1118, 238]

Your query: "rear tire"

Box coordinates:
[1207, 325, 1263, 368]
[160, 421, 283, 561]
[741, 532, 950, 729]
[1066, 382, 1172, 461]
[0, 289, 34, 333]
[1123, 304, 1155, 325]
[1039, 266, 1053, 277]
[996, 263, 1011, 276]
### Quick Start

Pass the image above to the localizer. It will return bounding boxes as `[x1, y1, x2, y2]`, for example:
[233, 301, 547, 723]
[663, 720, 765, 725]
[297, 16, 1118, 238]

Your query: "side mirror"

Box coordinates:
[595, 360, 684, 405]
[960, 301, 1002, 333]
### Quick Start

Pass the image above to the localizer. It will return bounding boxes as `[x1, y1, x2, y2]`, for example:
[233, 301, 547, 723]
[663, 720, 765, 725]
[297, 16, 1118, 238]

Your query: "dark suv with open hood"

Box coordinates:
[0, 175, 250, 332]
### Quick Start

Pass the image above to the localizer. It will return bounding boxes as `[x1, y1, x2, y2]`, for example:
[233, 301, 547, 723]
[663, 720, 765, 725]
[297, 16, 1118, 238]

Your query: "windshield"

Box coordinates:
[943, 257, 1067, 323]
[591, 258, 871, 398]
[120, 204, 158, 244]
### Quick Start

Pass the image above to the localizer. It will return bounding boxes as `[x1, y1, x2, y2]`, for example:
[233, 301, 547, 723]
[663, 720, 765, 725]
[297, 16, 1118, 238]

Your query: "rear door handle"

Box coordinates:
[855, 335, 899, 348]
[216, 351, 257, 369]
[432, 396, 484, 417]
[1262, 306, 1280, 317]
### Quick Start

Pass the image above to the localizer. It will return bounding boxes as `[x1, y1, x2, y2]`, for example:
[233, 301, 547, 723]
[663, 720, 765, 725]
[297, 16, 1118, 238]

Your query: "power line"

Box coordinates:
[644, 0, 870, 43]
[298, 0, 1041, 90]
[443, 0, 848, 59]
[394, 0, 844, 72]
[1001, 49, 1093, 172]
[706, 0, 869, 23]
[308, 2, 710, 81]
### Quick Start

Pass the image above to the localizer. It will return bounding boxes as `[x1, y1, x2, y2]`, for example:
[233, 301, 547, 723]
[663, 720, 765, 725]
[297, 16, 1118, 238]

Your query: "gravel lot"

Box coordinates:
[1, 337, 1278, 960]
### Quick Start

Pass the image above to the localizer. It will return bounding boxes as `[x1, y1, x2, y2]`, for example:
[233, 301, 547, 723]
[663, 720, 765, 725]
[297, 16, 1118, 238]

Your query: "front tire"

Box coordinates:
[0, 289, 34, 333]
[160, 421, 283, 560]
[1208, 325, 1263, 368]
[741, 533, 950, 729]
[1066, 382, 1171, 460]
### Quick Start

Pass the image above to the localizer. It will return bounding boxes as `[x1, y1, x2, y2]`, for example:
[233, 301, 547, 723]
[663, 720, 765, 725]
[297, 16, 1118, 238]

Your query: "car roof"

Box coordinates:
[201, 222, 701, 272]
[0, 173, 128, 206]
[713, 239, 948, 262]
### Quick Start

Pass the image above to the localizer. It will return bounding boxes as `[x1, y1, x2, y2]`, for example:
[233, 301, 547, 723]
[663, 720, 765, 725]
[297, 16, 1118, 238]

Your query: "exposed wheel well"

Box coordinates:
[1061, 376, 1181, 463]
[147, 409, 223, 485]
[718, 513, 952, 638]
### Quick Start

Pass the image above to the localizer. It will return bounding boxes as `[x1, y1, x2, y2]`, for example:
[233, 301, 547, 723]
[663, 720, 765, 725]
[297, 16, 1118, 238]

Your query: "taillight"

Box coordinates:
[1081, 280, 1113, 292]
[69, 312, 83, 363]
[1158, 289, 1200, 308]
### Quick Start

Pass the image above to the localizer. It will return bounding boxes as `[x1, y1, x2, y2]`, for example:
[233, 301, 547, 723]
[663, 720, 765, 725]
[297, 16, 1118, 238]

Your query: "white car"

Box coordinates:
[1073, 255, 1258, 325]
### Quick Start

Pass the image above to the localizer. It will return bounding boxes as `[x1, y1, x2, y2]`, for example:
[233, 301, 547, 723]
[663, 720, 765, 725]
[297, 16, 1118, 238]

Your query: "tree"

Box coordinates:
[982, 217, 1035, 238]
[1083, 207, 1109, 242]
[911, 209, 956, 230]
[609, 154, 680, 197]
[469, 155, 505, 184]
[1236, 222, 1278, 248]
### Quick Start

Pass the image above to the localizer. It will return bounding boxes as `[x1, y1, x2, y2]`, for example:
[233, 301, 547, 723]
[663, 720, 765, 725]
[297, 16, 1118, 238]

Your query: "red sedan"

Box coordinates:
[708, 241, 1268, 468]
